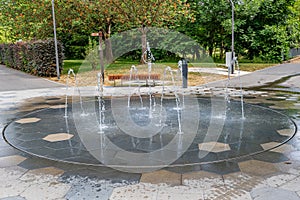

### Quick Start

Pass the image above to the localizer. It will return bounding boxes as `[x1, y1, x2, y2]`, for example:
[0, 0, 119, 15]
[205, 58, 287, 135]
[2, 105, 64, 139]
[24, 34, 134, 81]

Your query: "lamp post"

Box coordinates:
[99, 31, 105, 82]
[51, 0, 60, 80]
[229, 0, 235, 74]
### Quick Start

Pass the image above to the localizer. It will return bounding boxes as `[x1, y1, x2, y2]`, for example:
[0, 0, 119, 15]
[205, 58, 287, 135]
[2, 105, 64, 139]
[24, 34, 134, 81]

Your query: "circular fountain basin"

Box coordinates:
[2, 96, 296, 171]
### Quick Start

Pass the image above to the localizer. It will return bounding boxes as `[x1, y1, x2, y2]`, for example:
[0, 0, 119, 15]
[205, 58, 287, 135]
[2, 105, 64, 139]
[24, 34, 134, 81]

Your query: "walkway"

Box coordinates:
[189, 67, 250, 77]
[0, 63, 300, 200]
[0, 65, 64, 91]
[205, 63, 300, 88]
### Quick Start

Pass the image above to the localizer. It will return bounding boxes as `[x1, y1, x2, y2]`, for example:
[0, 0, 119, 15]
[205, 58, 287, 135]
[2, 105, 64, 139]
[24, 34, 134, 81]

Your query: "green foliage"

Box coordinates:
[180, 0, 299, 62]
[84, 37, 99, 70]
[0, 26, 12, 43]
[0, 39, 64, 76]
[0, 0, 299, 62]
[28, 40, 64, 76]
[0, 44, 14, 67]
[234, 0, 296, 61]
[288, 0, 300, 48]
[111, 0, 190, 29]
[62, 60, 83, 74]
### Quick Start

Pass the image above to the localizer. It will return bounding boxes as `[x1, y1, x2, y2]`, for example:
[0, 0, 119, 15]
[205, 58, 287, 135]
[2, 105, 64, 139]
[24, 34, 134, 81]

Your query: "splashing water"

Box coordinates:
[162, 66, 183, 134]
[64, 69, 86, 118]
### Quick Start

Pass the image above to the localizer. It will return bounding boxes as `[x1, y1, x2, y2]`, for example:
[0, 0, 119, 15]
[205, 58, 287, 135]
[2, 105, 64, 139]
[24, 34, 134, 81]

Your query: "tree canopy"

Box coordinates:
[0, 0, 299, 62]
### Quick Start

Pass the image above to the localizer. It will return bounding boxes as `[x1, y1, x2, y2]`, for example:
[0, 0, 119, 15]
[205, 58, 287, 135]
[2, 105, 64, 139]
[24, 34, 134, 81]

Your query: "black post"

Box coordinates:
[182, 58, 188, 88]
[99, 31, 105, 82]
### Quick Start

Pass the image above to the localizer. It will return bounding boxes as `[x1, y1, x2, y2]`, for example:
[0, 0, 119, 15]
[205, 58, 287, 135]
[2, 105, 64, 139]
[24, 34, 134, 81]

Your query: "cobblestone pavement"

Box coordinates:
[0, 64, 300, 200]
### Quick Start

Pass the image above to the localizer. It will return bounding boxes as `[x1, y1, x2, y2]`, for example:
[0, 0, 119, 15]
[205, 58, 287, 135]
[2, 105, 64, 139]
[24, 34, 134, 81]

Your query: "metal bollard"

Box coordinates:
[181, 58, 188, 88]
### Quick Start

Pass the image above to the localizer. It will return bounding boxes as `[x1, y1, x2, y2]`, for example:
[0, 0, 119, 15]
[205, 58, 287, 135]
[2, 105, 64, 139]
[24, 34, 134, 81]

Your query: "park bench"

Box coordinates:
[108, 74, 160, 86]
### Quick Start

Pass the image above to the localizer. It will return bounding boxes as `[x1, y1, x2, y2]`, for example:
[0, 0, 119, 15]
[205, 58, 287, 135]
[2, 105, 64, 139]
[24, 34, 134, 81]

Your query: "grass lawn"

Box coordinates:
[62, 60, 137, 74]
[57, 59, 278, 86]
[63, 60, 277, 74]
[238, 63, 278, 72]
[62, 60, 83, 74]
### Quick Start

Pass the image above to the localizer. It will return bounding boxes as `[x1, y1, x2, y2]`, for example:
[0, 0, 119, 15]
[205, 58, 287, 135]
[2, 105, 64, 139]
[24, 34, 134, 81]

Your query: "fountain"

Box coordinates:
[97, 72, 106, 134]
[163, 66, 183, 134]
[3, 61, 296, 173]
[2, 29, 297, 173]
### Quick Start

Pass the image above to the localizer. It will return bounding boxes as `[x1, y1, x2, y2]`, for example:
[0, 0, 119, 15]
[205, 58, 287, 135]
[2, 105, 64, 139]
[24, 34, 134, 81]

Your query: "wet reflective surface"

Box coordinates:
[3, 96, 296, 168]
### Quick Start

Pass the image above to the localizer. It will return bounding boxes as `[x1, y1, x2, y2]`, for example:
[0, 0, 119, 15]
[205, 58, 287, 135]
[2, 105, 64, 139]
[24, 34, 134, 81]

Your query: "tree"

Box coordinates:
[1, 0, 298, 62]
[287, 0, 300, 48]
[0, 13, 12, 43]
[180, 0, 233, 59]
[235, 0, 296, 61]
[0, 1, 47, 40]
[111, 0, 191, 63]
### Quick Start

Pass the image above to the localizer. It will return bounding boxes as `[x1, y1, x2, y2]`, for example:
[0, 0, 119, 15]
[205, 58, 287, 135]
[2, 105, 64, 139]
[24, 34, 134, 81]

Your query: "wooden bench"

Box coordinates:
[108, 74, 160, 86]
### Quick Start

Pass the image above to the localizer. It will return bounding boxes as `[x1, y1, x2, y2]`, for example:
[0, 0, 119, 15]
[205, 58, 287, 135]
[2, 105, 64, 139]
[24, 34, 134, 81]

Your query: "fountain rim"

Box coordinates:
[2, 98, 298, 169]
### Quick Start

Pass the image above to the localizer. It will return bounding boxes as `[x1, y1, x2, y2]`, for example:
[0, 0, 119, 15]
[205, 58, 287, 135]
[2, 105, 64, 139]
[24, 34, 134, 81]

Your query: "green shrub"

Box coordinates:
[28, 39, 64, 76]
[0, 39, 64, 77]
[0, 43, 14, 67]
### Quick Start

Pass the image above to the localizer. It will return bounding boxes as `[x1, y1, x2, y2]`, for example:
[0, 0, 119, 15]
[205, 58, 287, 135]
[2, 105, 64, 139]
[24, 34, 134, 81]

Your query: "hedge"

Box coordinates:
[0, 39, 64, 77]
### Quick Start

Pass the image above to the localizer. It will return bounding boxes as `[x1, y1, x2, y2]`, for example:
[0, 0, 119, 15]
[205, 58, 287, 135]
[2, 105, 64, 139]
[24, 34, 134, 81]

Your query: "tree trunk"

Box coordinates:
[104, 21, 113, 64]
[140, 26, 148, 64]
[105, 38, 113, 64]
[209, 46, 213, 57]
[220, 40, 224, 60]
[195, 46, 201, 60]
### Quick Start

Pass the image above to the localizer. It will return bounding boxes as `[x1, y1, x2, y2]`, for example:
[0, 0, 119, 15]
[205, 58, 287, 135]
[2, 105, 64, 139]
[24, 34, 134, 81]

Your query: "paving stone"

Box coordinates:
[60, 166, 141, 183]
[0, 196, 26, 200]
[220, 192, 252, 200]
[287, 151, 300, 162]
[20, 181, 70, 200]
[182, 171, 224, 189]
[0, 155, 27, 168]
[265, 174, 297, 187]
[17, 157, 57, 170]
[27, 166, 64, 176]
[20, 104, 51, 112]
[19, 167, 65, 184]
[238, 160, 279, 177]
[157, 186, 203, 200]
[261, 142, 295, 153]
[277, 129, 295, 137]
[223, 172, 258, 187]
[274, 161, 300, 175]
[0, 146, 21, 158]
[140, 170, 181, 186]
[198, 142, 231, 153]
[221, 172, 265, 198]
[200, 161, 240, 175]
[183, 170, 222, 180]
[0, 179, 30, 199]
[2, 63, 300, 199]
[0, 140, 10, 148]
[63, 176, 133, 200]
[110, 183, 160, 200]
[43, 133, 74, 142]
[252, 151, 290, 163]
[203, 186, 251, 200]
[165, 165, 202, 174]
[15, 118, 41, 124]
[0, 166, 27, 181]
[251, 187, 299, 200]
[280, 176, 300, 192]
[50, 105, 66, 109]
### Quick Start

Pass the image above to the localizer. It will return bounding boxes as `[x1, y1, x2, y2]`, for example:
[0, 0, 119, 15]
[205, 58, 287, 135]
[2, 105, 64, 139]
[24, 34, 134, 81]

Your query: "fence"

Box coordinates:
[290, 48, 300, 58]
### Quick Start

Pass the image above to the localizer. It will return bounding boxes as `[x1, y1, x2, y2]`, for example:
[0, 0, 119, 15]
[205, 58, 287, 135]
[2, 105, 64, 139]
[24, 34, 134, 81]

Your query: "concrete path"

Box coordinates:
[0, 63, 300, 199]
[205, 63, 300, 88]
[189, 67, 250, 77]
[0, 63, 299, 91]
[0, 65, 64, 92]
